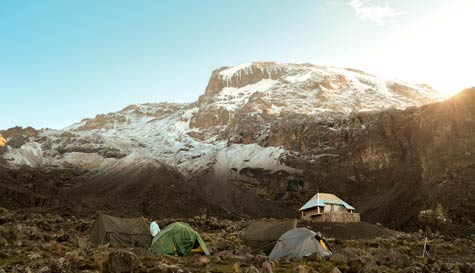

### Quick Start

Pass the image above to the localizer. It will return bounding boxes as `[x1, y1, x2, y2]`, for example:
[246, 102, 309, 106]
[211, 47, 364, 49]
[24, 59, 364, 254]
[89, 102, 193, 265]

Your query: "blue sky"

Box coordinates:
[1, 0, 474, 129]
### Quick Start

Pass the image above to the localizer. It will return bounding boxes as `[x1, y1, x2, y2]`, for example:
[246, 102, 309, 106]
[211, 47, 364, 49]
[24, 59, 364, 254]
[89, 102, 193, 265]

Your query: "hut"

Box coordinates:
[299, 193, 360, 223]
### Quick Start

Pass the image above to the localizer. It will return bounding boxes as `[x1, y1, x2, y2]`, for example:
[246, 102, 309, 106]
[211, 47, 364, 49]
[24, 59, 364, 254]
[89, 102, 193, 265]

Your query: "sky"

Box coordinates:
[1, 0, 474, 129]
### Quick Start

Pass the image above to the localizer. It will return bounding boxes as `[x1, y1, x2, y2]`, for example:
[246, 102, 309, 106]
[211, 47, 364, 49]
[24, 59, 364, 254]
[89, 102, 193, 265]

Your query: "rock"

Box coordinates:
[430, 262, 441, 273]
[305, 252, 324, 261]
[244, 265, 260, 273]
[166, 265, 185, 273]
[27, 252, 42, 261]
[329, 253, 348, 265]
[231, 263, 242, 273]
[39, 266, 51, 273]
[23, 127, 39, 137]
[329, 267, 342, 273]
[76, 237, 89, 249]
[150, 263, 169, 273]
[261, 262, 273, 273]
[196, 256, 210, 267]
[370, 247, 410, 268]
[340, 247, 375, 265]
[363, 264, 393, 273]
[251, 253, 267, 267]
[7, 135, 28, 149]
[50, 257, 72, 273]
[217, 250, 238, 261]
[103, 250, 140, 273]
[57, 234, 70, 242]
[294, 264, 312, 273]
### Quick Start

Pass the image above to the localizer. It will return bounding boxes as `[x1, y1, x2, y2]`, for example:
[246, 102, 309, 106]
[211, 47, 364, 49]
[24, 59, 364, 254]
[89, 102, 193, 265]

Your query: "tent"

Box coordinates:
[151, 222, 210, 256]
[268, 228, 331, 260]
[242, 219, 297, 253]
[90, 213, 151, 248]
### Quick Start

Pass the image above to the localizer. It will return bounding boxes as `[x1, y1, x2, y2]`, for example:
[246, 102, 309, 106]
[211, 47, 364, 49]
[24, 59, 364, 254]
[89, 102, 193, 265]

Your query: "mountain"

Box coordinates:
[0, 62, 441, 175]
[3, 62, 474, 232]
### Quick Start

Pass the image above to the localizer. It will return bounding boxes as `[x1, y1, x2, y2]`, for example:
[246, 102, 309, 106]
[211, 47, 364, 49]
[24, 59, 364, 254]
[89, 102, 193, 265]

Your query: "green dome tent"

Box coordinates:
[151, 222, 210, 256]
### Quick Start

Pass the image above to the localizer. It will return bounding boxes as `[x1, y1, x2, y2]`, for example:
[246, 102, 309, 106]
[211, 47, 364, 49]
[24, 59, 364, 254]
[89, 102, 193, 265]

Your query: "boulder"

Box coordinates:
[50, 257, 72, 273]
[39, 266, 51, 273]
[195, 256, 210, 267]
[251, 253, 267, 267]
[294, 264, 312, 273]
[244, 265, 260, 273]
[329, 253, 348, 265]
[102, 250, 140, 273]
[329, 267, 342, 273]
[261, 261, 273, 273]
[165, 265, 185, 273]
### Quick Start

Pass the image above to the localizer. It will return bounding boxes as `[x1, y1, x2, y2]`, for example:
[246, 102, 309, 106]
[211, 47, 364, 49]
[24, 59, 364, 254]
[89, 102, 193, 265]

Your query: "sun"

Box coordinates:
[364, 1, 474, 98]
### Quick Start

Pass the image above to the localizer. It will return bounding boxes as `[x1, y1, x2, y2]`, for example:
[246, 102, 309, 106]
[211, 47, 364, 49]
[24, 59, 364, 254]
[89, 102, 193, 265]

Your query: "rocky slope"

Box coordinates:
[2, 62, 473, 232]
[1, 209, 475, 273]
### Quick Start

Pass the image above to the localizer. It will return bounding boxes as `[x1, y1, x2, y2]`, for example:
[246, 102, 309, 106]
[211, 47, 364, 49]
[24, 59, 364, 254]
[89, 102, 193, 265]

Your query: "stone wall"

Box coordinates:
[312, 212, 361, 223]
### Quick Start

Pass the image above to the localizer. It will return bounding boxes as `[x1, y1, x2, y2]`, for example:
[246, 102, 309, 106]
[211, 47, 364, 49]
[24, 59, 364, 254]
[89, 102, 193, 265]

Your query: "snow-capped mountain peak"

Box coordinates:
[200, 62, 441, 116]
[1, 62, 443, 178]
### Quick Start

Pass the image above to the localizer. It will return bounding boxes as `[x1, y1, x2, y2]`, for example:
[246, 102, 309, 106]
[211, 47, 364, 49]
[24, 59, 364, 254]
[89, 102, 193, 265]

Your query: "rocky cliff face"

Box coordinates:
[71, 103, 189, 131]
[191, 62, 440, 138]
[2, 62, 471, 231]
[221, 88, 475, 229]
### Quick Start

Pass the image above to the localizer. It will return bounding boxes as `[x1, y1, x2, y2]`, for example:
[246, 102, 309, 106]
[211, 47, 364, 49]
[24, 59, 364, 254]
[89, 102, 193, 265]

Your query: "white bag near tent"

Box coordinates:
[150, 221, 160, 237]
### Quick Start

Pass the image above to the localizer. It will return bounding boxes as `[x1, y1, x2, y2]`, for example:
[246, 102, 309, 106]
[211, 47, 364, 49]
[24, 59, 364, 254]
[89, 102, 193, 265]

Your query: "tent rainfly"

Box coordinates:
[268, 228, 332, 260]
[90, 213, 151, 248]
[151, 222, 210, 256]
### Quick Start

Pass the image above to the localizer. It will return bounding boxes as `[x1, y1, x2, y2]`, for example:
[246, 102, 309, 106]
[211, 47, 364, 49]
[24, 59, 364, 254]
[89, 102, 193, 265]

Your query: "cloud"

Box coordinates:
[350, 0, 398, 26]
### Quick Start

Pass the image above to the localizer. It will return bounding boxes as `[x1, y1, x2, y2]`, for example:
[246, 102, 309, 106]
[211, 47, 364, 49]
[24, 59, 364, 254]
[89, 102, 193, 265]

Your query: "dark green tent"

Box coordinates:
[151, 222, 210, 256]
[90, 213, 151, 248]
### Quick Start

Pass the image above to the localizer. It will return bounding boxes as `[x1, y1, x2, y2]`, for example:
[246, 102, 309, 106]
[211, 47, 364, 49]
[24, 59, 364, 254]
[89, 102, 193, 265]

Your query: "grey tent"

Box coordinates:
[268, 228, 331, 260]
[242, 219, 297, 253]
[90, 213, 151, 248]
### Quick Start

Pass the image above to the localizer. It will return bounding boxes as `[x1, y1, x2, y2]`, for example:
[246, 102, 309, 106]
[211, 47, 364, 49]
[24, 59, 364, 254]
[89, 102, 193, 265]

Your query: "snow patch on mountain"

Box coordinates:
[63, 152, 114, 170]
[206, 62, 442, 116]
[214, 79, 277, 111]
[220, 63, 253, 78]
[214, 144, 302, 178]
[4, 142, 51, 167]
